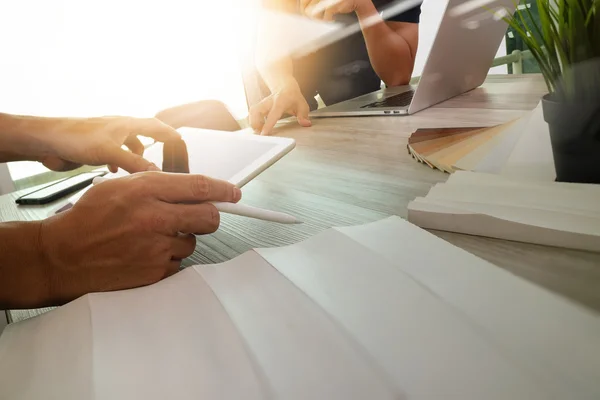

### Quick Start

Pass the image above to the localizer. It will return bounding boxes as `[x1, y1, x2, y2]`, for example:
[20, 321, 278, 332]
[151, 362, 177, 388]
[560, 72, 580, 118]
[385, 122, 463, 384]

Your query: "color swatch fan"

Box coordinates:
[407, 119, 520, 173]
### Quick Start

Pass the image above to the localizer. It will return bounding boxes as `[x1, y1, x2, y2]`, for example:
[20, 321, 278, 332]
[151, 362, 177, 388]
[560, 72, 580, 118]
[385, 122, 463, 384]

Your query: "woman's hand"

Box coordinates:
[301, 0, 373, 21]
[249, 79, 312, 135]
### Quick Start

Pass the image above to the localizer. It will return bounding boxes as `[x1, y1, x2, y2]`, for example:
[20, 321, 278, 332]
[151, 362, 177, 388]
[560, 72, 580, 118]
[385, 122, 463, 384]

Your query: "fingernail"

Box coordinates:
[147, 164, 161, 171]
[233, 187, 242, 202]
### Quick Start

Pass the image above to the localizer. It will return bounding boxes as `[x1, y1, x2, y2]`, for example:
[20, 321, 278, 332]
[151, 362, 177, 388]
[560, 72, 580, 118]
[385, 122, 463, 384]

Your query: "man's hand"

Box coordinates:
[301, 0, 371, 21]
[249, 79, 312, 136]
[37, 172, 241, 305]
[40, 116, 181, 173]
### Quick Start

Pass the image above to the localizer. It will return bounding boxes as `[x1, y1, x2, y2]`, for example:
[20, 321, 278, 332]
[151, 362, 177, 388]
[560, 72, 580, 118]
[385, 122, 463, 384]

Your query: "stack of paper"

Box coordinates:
[408, 171, 600, 252]
[1, 216, 598, 399]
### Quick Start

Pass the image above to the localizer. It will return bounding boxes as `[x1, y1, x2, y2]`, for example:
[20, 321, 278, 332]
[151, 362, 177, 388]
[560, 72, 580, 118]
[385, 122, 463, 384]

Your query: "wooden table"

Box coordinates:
[2, 74, 599, 324]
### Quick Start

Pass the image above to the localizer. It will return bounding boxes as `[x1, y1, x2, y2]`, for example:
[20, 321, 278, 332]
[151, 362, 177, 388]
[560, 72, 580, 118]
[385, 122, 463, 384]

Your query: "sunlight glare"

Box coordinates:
[0, 0, 260, 119]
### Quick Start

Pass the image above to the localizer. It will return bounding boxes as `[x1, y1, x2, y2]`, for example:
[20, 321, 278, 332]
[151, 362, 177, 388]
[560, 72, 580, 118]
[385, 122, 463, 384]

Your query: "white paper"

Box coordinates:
[257, 228, 549, 399]
[196, 251, 398, 400]
[89, 268, 266, 400]
[349, 217, 600, 399]
[0, 295, 94, 400]
[1, 217, 598, 400]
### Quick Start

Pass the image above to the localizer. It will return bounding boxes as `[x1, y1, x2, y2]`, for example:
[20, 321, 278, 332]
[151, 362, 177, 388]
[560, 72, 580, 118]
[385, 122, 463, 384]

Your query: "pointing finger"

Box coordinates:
[249, 98, 272, 133]
[261, 103, 286, 136]
[126, 117, 181, 143]
[132, 172, 242, 204]
[105, 148, 158, 174]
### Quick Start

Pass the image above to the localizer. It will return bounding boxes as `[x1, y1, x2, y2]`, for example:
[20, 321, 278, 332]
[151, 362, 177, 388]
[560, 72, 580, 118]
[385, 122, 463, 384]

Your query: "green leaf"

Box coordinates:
[499, 0, 600, 99]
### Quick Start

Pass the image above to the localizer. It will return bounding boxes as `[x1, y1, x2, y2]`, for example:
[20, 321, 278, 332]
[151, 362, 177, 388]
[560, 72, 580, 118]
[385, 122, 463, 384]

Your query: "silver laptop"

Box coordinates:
[310, 0, 516, 117]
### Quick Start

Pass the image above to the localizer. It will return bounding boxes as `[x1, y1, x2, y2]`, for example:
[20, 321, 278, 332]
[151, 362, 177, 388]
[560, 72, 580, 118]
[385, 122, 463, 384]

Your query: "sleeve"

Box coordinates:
[382, 2, 422, 23]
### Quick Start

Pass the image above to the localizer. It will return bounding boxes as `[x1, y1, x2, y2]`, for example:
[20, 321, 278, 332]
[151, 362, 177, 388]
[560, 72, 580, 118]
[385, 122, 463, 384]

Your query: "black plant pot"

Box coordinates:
[542, 94, 600, 183]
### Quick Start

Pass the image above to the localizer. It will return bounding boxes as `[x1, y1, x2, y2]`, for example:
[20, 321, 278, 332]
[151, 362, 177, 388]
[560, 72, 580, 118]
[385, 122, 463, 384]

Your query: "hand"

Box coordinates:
[38, 172, 241, 304]
[249, 79, 312, 136]
[301, 0, 371, 20]
[40, 116, 181, 173]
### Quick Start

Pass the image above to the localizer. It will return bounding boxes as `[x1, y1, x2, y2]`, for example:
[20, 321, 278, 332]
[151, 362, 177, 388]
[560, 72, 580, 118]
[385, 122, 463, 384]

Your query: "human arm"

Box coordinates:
[356, 3, 419, 86]
[249, 0, 313, 135]
[0, 221, 50, 309]
[0, 173, 241, 309]
[0, 112, 181, 173]
[302, 0, 420, 86]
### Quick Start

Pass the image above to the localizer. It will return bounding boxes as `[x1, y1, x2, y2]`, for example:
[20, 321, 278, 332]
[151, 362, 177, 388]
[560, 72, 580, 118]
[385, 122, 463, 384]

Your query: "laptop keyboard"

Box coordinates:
[360, 90, 415, 108]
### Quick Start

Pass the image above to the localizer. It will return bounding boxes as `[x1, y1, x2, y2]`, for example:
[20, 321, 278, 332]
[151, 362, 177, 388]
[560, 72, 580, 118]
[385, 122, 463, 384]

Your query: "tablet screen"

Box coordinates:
[143, 129, 291, 182]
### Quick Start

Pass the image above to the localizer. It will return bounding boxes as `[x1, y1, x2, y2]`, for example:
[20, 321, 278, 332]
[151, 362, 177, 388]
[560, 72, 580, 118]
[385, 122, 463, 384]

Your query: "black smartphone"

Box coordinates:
[15, 171, 107, 205]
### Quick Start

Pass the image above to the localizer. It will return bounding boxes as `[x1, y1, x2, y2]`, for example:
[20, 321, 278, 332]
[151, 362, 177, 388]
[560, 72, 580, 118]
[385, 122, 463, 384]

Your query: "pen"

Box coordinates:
[91, 176, 302, 225]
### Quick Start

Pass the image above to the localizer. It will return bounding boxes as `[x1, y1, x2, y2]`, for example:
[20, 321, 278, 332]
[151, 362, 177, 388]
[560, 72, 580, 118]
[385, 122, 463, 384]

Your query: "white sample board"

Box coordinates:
[408, 171, 600, 252]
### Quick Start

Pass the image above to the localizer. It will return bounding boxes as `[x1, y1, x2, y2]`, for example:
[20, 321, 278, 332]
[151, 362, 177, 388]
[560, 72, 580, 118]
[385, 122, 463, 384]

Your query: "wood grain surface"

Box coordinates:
[2, 74, 599, 324]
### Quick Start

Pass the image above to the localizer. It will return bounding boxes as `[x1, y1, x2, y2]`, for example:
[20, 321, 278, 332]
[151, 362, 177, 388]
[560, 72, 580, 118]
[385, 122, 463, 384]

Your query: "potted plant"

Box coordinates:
[502, 0, 600, 183]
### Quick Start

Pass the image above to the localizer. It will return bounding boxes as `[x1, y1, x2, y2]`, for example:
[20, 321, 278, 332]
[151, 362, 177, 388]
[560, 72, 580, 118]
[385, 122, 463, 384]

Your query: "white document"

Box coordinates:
[1, 217, 598, 399]
[338, 217, 600, 399]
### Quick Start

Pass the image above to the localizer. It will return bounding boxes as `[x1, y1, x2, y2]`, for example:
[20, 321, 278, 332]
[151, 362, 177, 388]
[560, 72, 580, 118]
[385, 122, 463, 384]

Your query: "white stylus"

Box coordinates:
[92, 176, 302, 225]
[210, 201, 301, 224]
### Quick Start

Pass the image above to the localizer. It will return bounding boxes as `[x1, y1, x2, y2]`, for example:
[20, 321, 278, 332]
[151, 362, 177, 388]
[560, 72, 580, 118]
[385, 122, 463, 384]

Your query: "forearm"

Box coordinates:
[256, 54, 299, 93]
[0, 221, 53, 309]
[0, 112, 58, 162]
[356, 3, 416, 86]
[255, 0, 299, 92]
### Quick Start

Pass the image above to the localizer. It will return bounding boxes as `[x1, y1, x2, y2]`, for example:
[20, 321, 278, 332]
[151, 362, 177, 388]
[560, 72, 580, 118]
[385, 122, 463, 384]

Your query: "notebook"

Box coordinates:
[1, 216, 598, 399]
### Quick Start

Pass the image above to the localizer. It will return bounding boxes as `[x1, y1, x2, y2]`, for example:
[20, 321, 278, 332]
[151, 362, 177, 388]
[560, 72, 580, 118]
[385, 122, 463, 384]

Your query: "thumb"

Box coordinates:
[296, 101, 312, 127]
[107, 148, 160, 173]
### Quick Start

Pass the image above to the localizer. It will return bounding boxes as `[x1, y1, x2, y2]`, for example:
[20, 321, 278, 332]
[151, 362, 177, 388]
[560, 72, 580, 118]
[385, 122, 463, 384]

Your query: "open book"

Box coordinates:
[1, 217, 598, 399]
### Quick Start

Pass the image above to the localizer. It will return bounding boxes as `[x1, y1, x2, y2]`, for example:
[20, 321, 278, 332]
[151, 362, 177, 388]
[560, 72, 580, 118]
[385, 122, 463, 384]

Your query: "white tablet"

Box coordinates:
[142, 127, 295, 187]
[51, 128, 295, 215]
